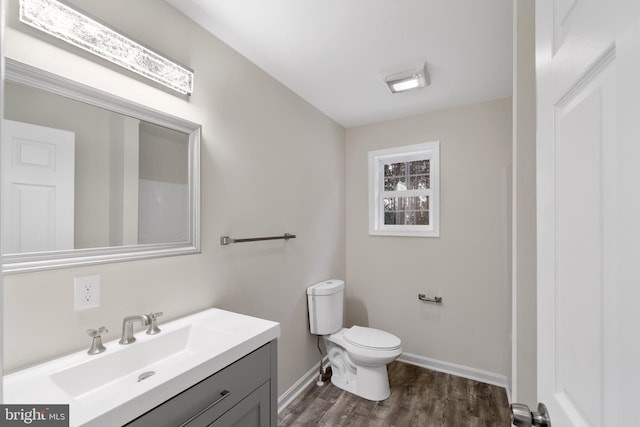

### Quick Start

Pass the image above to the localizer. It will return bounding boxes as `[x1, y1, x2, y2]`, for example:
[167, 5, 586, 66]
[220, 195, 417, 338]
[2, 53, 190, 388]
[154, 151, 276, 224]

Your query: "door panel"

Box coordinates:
[553, 54, 614, 427]
[553, 0, 579, 53]
[10, 183, 57, 253]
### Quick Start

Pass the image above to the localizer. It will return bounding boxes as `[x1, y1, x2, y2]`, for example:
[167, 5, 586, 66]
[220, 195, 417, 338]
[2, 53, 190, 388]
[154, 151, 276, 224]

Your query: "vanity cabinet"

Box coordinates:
[125, 341, 277, 427]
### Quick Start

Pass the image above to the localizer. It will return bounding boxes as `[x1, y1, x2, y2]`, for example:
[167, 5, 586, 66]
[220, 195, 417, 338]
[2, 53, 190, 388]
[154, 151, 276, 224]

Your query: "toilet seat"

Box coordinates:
[344, 326, 401, 351]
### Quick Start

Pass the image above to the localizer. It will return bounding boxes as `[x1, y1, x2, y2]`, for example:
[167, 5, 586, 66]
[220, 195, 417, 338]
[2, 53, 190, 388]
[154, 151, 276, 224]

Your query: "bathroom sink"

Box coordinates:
[3, 308, 280, 427]
[49, 323, 237, 406]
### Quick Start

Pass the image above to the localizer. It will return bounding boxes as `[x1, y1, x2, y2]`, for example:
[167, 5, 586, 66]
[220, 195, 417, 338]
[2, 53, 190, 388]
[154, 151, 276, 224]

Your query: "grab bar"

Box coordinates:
[220, 233, 296, 245]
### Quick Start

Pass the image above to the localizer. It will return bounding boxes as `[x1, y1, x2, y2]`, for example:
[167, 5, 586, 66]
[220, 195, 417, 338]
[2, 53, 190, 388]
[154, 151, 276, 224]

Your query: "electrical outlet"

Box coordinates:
[74, 274, 101, 311]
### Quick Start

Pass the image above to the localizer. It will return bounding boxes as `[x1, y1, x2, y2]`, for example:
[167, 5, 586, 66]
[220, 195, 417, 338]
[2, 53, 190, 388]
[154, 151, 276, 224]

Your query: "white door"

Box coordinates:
[2, 119, 75, 253]
[531, 1, 640, 426]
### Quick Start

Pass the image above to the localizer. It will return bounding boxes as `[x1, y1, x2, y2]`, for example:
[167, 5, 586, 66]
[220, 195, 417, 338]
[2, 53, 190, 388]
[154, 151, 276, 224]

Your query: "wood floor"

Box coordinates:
[278, 361, 511, 427]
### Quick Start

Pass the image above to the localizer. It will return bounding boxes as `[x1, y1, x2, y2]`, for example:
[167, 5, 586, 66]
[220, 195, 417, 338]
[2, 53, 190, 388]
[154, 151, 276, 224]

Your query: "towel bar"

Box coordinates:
[220, 233, 296, 245]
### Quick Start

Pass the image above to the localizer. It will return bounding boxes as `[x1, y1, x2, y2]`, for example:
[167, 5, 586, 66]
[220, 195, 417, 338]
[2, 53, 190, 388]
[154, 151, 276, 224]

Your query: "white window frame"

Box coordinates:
[368, 141, 440, 237]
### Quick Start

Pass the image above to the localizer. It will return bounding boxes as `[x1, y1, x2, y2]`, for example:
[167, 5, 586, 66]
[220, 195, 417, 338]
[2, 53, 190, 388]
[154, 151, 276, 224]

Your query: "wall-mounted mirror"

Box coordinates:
[2, 59, 200, 273]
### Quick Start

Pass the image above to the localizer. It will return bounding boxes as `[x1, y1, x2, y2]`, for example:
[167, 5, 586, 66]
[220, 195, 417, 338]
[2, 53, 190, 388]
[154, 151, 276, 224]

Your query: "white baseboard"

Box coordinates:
[278, 357, 329, 414]
[397, 352, 509, 390]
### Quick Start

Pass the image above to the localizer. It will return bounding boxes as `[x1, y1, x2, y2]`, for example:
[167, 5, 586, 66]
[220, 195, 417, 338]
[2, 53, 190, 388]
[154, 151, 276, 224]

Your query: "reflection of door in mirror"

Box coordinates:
[2, 119, 75, 253]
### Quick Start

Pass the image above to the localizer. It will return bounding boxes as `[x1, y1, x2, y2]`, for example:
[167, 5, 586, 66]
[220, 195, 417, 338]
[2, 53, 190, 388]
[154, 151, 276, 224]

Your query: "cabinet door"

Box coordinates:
[210, 382, 270, 427]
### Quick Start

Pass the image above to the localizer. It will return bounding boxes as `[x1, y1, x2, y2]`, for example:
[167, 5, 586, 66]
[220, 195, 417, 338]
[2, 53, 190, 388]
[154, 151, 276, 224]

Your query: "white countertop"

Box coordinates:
[3, 308, 280, 427]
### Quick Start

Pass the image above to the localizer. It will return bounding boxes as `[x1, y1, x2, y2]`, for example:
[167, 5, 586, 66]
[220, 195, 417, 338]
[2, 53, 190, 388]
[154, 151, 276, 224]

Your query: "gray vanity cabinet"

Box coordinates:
[125, 341, 277, 427]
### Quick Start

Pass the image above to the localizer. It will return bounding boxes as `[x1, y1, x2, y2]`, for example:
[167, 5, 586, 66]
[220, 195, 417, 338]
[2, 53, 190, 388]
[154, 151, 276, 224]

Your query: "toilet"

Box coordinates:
[307, 279, 402, 401]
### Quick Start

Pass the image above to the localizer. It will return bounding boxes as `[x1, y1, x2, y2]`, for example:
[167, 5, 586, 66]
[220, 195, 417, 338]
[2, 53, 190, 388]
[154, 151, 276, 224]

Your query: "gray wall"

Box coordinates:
[139, 123, 189, 184]
[345, 98, 512, 377]
[2, 0, 345, 398]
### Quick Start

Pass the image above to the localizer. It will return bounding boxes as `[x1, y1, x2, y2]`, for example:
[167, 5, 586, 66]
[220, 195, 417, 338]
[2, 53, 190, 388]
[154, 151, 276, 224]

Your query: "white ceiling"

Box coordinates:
[167, 0, 513, 128]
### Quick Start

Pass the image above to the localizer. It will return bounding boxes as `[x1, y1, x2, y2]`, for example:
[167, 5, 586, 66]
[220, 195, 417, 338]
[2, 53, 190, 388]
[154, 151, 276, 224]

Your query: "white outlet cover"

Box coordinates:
[74, 274, 101, 311]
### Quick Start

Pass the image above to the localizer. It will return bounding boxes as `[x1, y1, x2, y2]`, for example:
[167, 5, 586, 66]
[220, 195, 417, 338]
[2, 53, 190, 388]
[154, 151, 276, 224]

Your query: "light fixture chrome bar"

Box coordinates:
[220, 233, 296, 246]
[19, 0, 194, 95]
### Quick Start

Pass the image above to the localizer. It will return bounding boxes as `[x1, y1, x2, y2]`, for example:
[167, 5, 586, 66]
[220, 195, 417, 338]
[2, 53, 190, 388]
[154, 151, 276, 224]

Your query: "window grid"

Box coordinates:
[382, 159, 431, 226]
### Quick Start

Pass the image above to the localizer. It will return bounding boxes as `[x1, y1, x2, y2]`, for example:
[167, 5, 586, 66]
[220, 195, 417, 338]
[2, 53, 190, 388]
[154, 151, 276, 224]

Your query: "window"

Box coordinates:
[368, 141, 440, 237]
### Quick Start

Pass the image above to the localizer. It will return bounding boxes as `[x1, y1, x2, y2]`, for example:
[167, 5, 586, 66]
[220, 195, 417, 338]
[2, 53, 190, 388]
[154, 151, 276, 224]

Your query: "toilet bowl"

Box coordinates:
[307, 280, 402, 401]
[324, 326, 402, 401]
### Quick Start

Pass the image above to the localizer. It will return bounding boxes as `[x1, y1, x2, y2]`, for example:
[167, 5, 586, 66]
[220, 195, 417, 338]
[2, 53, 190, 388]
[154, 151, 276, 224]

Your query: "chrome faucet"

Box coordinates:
[119, 314, 150, 344]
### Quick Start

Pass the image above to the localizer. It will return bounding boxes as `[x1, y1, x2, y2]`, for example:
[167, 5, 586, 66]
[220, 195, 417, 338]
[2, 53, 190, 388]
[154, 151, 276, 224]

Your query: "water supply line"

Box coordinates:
[316, 336, 325, 386]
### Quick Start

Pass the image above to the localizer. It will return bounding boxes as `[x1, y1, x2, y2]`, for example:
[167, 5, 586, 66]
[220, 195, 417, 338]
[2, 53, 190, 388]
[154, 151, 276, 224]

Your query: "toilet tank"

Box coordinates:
[307, 280, 344, 335]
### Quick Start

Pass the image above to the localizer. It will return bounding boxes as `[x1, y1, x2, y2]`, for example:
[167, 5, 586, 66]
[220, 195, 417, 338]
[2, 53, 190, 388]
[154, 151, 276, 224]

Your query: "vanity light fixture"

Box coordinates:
[19, 0, 194, 95]
[385, 64, 430, 93]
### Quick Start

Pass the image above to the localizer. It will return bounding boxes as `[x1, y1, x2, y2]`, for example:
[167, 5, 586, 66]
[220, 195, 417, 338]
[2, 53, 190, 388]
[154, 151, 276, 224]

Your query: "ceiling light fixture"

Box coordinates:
[19, 0, 194, 95]
[385, 64, 430, 94]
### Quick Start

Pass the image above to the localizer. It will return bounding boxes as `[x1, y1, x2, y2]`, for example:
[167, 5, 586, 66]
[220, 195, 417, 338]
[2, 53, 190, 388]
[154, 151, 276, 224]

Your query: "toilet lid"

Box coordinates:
[344, 326, 401, 350]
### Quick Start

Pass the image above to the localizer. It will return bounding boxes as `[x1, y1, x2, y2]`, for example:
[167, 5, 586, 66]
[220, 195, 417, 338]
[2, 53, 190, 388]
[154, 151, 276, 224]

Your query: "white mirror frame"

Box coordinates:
[2, 58, 201, 273]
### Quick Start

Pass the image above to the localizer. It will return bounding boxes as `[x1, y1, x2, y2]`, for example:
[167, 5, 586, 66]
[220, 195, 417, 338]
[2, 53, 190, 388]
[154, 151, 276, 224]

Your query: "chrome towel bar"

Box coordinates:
[220, 233, 296, 246]
[418, 293, 443, 304]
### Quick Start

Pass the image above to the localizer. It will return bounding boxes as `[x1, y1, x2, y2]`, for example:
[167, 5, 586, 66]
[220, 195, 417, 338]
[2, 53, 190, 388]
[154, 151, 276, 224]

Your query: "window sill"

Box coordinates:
[369, 229, 440, 238]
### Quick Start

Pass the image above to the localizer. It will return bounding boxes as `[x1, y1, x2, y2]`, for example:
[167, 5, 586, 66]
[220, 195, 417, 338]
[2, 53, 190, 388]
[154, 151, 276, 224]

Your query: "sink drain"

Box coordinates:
[137, 371, 156, 382]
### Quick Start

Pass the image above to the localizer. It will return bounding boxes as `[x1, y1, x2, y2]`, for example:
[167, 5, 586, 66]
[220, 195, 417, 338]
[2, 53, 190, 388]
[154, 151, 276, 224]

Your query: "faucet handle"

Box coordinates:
[146, 312, 163, 335]
[87, 326, 108, 355]
[87, 326, 108, 337]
